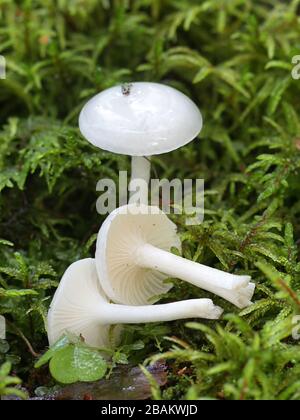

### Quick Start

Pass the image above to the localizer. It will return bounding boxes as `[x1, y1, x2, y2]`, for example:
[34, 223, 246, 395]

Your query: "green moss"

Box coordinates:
[1, 0, 300, 400]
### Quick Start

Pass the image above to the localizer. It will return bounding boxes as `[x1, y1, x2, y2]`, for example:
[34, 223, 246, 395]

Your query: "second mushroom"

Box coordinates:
[96, 204, 255, 309]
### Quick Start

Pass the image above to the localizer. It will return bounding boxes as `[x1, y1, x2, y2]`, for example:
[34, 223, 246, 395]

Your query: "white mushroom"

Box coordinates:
[79, 82, 202, 204]
[96, 204, 255, 309]
[47, 259, 223, 348]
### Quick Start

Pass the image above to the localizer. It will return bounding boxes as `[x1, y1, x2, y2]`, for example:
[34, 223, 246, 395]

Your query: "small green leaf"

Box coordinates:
[0, 361, 12, 377]
[35, 335, 70, 369]
[113, 352, 128, 365]
[267, 77, 291, 116]
[193, 66, 213, 84]
[49, 345, 107, 384]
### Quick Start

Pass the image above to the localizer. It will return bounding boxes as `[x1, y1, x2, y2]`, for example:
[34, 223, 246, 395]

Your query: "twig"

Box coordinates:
[277, 279, 300, 309]
[6, 320, 40, 358]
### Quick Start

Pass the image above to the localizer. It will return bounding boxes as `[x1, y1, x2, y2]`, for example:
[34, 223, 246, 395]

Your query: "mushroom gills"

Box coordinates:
[96, 204, 255, 308]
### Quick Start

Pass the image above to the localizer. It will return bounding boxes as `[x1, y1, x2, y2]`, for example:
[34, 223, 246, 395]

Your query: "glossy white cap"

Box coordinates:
[79, 82, 203, 156]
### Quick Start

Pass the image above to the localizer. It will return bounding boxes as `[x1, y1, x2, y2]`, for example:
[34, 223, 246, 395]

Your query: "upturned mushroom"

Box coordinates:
[79, 82, 202, 204]
[47, 259, 223, 348]
[95, 204, 255, 309]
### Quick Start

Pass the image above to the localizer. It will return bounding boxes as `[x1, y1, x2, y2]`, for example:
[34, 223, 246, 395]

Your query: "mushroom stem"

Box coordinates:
[136, 244, 251, 294]
[101, 299, 223, 324]
[129, 156, 151, 205]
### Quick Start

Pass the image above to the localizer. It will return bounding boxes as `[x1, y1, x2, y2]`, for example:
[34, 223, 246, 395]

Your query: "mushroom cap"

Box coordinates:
[47, 259, 121, 348]
[96, 204, 181, 306]
[79, 82, 203, 156]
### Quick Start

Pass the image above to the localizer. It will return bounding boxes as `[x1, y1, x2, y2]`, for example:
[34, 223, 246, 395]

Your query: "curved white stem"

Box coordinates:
[136, 244, 253, 305]
[100, 299, 223, 324]
[129, 156, 151, 205]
